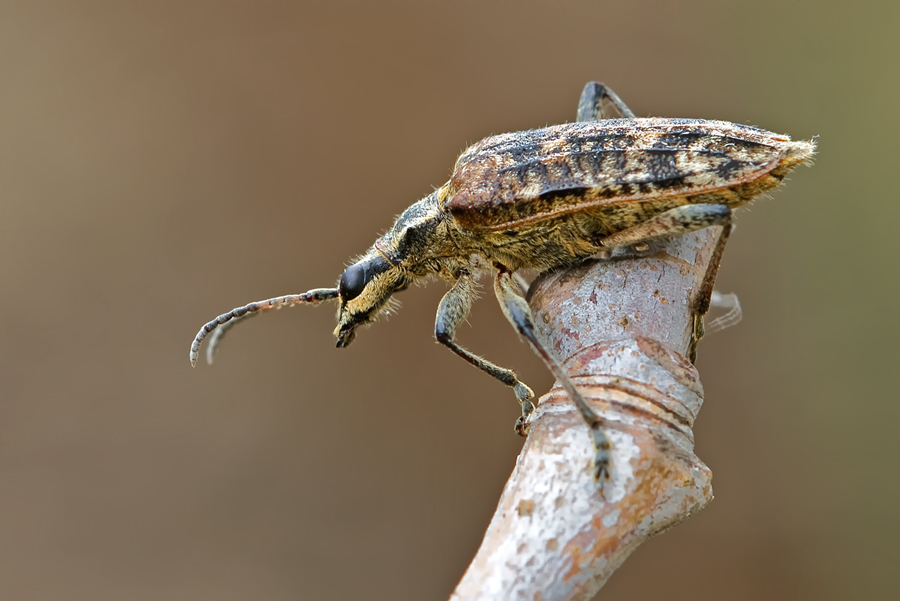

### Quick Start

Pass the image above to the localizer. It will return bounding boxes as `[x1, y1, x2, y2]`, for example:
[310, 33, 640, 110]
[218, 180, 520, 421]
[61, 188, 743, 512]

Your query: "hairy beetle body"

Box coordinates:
[363, 116, 813, 276]
[191, 83, 815, 486]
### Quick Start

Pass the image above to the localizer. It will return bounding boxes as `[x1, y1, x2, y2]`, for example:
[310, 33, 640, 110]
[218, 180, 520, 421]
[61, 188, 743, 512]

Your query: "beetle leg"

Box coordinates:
[596, 204, 734, 362]
[493, 265, 612, 482]
[577, 81, 636, 121]
[706, 291, 742, 333]
[690, 218, 733, 317]
[686, 219, 733, 361]
[435, 269, 536, 429]
[599, 204, 732, 251]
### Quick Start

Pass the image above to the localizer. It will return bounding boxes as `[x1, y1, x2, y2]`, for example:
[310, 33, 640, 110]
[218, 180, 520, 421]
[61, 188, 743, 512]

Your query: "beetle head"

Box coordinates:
[334, 250, 409, 347]
[334, 192, 446, 346]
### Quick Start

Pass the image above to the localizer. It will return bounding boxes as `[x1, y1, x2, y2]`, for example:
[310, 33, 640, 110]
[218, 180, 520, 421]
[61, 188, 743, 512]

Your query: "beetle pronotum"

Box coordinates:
[190, 82, 815, 482]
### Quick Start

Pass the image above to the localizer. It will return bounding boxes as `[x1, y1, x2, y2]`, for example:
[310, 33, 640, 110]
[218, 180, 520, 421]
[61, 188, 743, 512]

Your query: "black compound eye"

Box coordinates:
[339, 264, 367, 301]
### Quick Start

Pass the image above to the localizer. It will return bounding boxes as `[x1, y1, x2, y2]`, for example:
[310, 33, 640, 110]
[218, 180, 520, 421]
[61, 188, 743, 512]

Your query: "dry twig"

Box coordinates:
[450, 227, 726, 600]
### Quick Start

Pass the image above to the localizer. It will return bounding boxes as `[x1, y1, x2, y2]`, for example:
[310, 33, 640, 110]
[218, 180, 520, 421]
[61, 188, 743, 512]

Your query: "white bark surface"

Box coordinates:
[450, 227, 725, 601]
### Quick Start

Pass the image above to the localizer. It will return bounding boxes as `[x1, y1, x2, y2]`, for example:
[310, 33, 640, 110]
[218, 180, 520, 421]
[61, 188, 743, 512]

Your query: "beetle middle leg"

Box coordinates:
[493, 264, 612, 482]
[435, 269, 536, 429]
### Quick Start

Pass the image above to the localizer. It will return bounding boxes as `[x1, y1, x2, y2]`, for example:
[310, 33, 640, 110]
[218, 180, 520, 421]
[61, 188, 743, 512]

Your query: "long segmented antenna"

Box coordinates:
[189, 288, 339, 367]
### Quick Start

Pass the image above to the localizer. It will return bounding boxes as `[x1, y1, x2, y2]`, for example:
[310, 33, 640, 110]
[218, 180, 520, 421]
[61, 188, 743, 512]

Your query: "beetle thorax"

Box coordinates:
[375, 192, 460, 275]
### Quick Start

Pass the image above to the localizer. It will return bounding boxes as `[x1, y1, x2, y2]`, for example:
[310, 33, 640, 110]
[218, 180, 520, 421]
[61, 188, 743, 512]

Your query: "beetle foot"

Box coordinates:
[514, 398, 535, 437]
[514, 415, 528, 437]
[591, 427, 612, 482]
[593, 451, 611, 482]
[512, 383, 535, 437]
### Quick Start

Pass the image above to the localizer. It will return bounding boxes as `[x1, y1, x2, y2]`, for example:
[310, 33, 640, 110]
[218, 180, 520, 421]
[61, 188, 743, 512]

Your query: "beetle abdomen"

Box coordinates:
[445, 118, 814, 231]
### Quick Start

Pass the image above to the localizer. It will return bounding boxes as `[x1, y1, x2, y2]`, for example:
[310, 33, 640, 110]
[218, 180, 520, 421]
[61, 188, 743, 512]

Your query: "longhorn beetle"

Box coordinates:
[190, 82, 815, 482]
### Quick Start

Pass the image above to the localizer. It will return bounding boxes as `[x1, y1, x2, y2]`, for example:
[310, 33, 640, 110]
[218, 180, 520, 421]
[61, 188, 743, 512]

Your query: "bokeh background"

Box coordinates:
[3, 1, 898, 599]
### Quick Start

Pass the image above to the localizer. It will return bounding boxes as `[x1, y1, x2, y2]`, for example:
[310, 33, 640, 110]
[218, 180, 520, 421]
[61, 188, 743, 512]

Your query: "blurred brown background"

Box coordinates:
[2, 1, 897, 599]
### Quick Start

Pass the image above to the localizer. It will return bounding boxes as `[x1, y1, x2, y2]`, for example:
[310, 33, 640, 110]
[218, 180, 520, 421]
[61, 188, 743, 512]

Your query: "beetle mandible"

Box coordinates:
[190, 82, 815, 482]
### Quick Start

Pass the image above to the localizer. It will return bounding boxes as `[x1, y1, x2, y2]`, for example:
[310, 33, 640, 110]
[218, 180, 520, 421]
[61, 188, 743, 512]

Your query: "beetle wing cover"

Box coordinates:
[445, 118, 814, 230]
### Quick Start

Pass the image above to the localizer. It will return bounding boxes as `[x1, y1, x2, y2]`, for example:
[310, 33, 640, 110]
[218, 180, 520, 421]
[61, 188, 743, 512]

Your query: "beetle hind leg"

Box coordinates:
[494, 265, 612, 482]
[577, 81, 636, 121]
[599, 204, 732, 252]
[596, 204, 735, 362]
[435, 270, 536, 430]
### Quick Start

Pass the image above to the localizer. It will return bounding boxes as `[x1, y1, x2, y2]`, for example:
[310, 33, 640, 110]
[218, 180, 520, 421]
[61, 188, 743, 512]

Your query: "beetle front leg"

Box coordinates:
[435, 270, 536, 432]
[493, 265, 612, 482]
[577, 81, 636, 121]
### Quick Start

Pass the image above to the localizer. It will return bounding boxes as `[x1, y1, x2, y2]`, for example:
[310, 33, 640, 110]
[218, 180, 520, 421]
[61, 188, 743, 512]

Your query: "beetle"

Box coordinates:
[190, 82, 815, 482]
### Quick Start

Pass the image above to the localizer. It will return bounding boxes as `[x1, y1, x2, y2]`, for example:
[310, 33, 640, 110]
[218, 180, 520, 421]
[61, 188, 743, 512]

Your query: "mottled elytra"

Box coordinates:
[190, 82, 815, 484]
